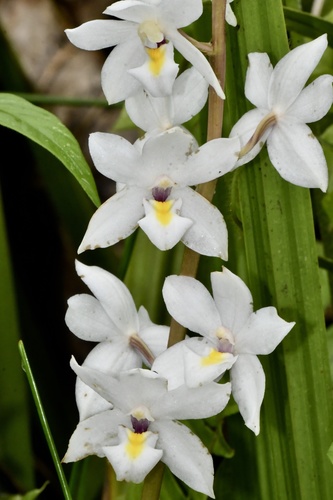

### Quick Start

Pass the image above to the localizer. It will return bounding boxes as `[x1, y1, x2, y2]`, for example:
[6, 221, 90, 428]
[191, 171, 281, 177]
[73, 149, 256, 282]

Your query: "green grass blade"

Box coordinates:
[18, 341, 72, 500]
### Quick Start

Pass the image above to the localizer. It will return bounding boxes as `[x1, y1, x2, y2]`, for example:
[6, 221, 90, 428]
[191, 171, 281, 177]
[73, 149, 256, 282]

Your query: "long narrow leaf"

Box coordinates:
[0, 93, 100, 207]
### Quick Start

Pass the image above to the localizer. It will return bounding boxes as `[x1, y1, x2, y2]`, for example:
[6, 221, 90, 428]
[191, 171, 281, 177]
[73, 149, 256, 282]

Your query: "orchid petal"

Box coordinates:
[103, 427, 162, 483]
[75, 340, 141, 421]
[159, 0, 203, 28]
[152, 341, 186, 390]
[268, 34, 328, 111]
[125, 90, 174, 132]
[152, 420, 215, 498]
[182, 136, 240, 185]
[139, 324, 170, 359]
[138, 198, 193, 250]
[245, 53, 273, 109]
[101, 38, 145, 104]
[78, 186, 145, 253]
[231, 354, 265, 435]
[235, 307, 295, 355]
[182, 340, 236, 388]
[179, 187, 228, 259]
[210, 268, 253, 334]
[158, 380, 231, 420]
[65, 294, 115, 341]
[128, 42, 179, 97]
[229, 108, 270, 166]
[287, 74, 333, 123]
[267, 120, 328, 191]
[170, 28, 225, 99]
[225, 2, 237, 27]
[62, 409, 128, 462]
[141, 126, 198, 181]
[172, 67, 209, 124]
[74, 261, 139, 335]
[162, 274, 222, 338]
[65, 20, 137, 50]
[105, 1, 156, 23]
[88, 132, 142, 185]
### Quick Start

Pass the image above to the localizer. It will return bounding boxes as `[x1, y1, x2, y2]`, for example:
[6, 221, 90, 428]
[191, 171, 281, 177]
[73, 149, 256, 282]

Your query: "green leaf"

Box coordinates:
[18, 341, 72, 500]
[0, 481, 49, 500]
[0, 93, 100, 207]
[284, 6, 333, 46]
[222, 1, 333, 499]
[328, 442, 333, 465]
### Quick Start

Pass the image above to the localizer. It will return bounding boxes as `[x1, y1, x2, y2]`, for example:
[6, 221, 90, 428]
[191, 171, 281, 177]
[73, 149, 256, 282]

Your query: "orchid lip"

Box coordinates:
[131, 415, 150, 434]
[152, 185, 172, 201]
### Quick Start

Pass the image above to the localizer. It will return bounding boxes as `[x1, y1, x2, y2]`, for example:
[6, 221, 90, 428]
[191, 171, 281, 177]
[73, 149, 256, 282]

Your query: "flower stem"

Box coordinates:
[168, 0, 227, 348]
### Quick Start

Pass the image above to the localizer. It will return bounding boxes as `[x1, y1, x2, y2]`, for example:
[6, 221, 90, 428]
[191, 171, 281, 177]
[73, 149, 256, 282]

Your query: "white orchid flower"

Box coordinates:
[65, 0, 224, 104]
[63, 363, 232, 497]
[230, 34, 333, 191]
[78, 127, 240, 258]
[65, 260, 169, 420]
[155, 268, 295, 435]
[125, 67, 209, 134]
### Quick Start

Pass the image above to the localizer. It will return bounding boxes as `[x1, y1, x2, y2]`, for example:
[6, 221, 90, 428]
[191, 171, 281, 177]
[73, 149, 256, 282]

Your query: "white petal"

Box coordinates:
[267, 120, 328, 191]
[159, 0, 203, 28]
[225, 2, 237, 27]
[182, 136, 240, 185]
[162, 275, 222, 338]
[231, 355, 265, 435]
[245, 53, 273, 109]
[170, 28, 225, 99]
[172, 67, 209, 124]
[76, 340, 142, 421]
[138, 198, 193, 250]
[74, 261, 139, 335]
[140, 126, 198, 181]
[139, 325, 170, 359]
[235, 307, 295, 355]
[179, 187, 228, 259]
[210, 268, 253, 335]
[287, 74, 333, 123]
[62, 409, 128, 462]
[65, 294, 114, 341]
[182, 339, 236, 388]
[152, 341, 186, 390]
[65, 20, 137, 50]
[71, 359, 168, 415]
[125, 90, 174, 131]
[103, 427, 163, 483]
[88, 132, 142, 185]
[268, 34, 328, 111]
[128, 42, 179, 97]
[105, 1, 155, 23]
[152, 420, 215, 498]
[168, 382, 228, 421]
[229, 108, 270, 167]
[137, 306, 153, 328]
[78, 186, 146, 253]
[101, 38, 144, 104]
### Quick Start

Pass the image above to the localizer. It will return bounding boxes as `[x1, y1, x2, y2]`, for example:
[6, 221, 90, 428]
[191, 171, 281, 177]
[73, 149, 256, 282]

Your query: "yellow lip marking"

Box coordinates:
[146, 45, 166, 76]
[125, 430, 147, 460]
[201, 349, 225, 366]
[152, 200, 174, 226]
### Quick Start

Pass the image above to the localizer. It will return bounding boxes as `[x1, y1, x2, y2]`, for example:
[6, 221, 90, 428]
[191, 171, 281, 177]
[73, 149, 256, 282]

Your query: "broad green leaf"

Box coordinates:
[0, 93, 100, 207]
[328, 442, 333, 465]
[221, 1, 333, 499]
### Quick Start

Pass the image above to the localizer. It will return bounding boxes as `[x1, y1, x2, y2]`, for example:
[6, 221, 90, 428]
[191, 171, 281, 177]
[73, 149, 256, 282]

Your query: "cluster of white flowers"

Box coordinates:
[62, 1, 332, 497]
